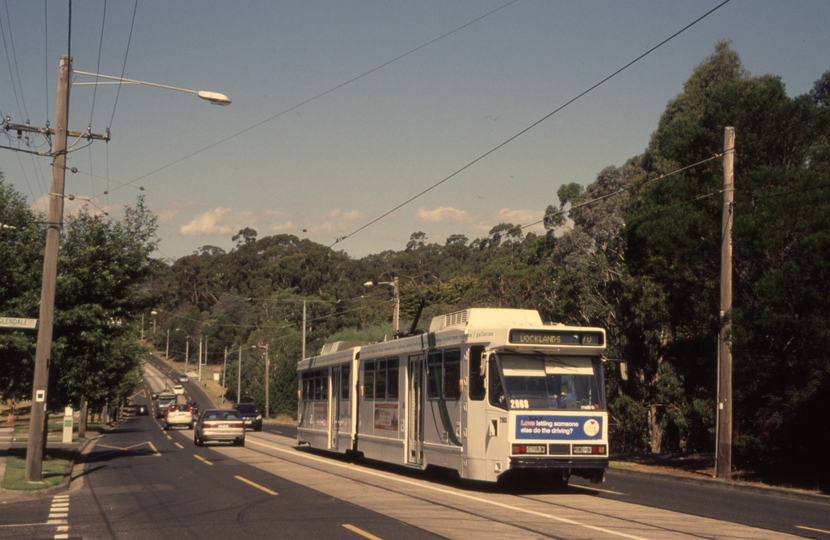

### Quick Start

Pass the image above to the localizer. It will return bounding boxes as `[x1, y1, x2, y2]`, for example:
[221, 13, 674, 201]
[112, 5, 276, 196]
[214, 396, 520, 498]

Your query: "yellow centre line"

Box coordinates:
[174, 442, 183, 449]
[343, 524, 383, 540]
[194, 454, 213, 466]
[235, 475, 277, 495]
[569, 484, 625, 496]
[797, 525, 830, 534]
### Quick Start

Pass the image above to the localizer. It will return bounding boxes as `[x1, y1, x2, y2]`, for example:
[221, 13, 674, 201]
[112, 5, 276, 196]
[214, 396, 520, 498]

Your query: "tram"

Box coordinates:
[297, 308, 611, 484]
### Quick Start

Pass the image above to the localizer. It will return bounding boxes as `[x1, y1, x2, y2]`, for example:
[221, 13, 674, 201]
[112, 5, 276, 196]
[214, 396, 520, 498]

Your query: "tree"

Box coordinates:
[624, 42, 830, 477]
[0, 176, 45, 403]
[49, 198, 160, 412]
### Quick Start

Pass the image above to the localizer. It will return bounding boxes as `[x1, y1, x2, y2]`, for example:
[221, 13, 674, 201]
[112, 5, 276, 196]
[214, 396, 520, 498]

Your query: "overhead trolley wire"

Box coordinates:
[106, 0, 520, 194]
[330, 0, 733, 248]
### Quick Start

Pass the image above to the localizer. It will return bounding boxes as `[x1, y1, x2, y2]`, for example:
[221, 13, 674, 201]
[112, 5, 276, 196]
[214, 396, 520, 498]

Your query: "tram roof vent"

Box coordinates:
[319, 341, 366, 354]
[430, 308, 544, 332]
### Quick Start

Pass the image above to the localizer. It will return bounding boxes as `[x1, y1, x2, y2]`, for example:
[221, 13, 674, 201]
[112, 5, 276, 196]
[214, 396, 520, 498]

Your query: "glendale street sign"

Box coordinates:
[0, 317, 38, 329]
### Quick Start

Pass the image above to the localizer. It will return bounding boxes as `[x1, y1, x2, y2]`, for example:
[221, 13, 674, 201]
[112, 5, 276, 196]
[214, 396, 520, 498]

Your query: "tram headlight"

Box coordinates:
[572, 445, 606, 455]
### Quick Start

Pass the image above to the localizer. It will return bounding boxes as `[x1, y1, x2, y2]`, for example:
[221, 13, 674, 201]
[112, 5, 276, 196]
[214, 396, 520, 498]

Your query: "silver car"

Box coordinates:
[194, 409, 245, 447]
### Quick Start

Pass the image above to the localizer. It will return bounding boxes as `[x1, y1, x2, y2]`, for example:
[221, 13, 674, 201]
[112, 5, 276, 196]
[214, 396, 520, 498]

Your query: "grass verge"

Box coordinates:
[11, 422, 108, 443]
[1, 447, 74, 491]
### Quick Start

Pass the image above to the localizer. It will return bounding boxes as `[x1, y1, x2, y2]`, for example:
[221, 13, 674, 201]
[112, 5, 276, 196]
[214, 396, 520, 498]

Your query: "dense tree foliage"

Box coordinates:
[0, 185, 159, 413]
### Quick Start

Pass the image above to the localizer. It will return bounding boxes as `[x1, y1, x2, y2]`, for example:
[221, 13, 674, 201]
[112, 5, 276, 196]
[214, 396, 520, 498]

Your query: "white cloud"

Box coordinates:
[157, 201, 198, 224]
[493, 208, 545, 229]
[416, 206, 469, 223]
[180, 207, 255, 236]
[267, 220, 294, 232]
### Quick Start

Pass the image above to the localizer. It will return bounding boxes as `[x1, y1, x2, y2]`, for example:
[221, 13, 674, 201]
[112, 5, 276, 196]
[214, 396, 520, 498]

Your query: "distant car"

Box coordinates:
[135, 404, 149, 416]
[194, 409, 245, 447]
[232, 403, 263, 431]
[173, 385, 185, 395]
[165, 403, 194, 430]
[178, 374, 189, 383]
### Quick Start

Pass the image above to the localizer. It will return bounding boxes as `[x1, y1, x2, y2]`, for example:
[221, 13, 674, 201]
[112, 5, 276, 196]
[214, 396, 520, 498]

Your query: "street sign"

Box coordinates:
[0, 317, 38, 329]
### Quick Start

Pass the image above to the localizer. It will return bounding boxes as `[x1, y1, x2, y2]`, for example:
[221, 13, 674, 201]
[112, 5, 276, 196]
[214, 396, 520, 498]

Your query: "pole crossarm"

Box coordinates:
[3, 119, 110, 143]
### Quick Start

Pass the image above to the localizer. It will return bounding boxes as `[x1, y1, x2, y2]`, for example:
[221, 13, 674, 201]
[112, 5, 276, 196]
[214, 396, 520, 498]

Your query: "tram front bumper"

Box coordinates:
[509, 456, 608, 483]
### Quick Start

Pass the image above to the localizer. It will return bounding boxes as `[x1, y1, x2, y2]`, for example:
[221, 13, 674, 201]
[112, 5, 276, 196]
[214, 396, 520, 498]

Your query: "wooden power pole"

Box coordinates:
[25, 55, 72, 482]
[716, 126, 735, 479]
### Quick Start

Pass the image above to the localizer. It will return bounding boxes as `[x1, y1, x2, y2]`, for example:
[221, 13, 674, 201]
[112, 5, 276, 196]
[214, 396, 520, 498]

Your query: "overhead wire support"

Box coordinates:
[2, 119, 110, 155]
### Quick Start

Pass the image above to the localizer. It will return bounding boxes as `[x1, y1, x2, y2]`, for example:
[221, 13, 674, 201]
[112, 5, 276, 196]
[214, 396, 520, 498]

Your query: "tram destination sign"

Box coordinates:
[509, 329, 604, 346]
[0, 317, 38, 330]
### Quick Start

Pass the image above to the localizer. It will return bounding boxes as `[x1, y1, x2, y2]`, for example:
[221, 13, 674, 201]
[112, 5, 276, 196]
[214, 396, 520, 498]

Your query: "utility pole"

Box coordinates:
[165, 328, 170, 359]
[716, 126, 735, 479]
[25, 55, 71, 482]
[198, 338, 203, 382]
[264, 344, 270, 419]
[302, 301, 306, 361]
[237, 346, 242, 403]
[222, 347, 228, 405]
[392, 276, 400, 335]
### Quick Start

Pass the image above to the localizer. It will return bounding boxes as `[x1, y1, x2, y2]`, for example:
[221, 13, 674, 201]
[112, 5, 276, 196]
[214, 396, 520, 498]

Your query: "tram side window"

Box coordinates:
[341, 365, 350, 400]
[313, 374, 322, 401]
[468, 346, 485, 401]
[488, 356, 507, 410]
[376, 359, 387, 400]
[443, 349, 461, 400]
[321, 370, 328, 400]
[302, 373, 311, 401]
[364, 361, 375, 400]
[427, 350, 442, 398]
[387, 358, 399, 399]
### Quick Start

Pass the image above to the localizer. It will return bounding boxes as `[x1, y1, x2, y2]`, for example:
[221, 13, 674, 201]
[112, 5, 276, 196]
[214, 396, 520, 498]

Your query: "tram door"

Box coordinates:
[330, 367, 341, 450]
[407, 355, 424, 466]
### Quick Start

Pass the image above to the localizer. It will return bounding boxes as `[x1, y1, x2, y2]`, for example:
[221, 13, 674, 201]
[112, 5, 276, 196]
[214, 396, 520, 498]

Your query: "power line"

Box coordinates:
[331, 0, 733, 248]
[106, 0, 520, 194]
[107, 0, 139, 131]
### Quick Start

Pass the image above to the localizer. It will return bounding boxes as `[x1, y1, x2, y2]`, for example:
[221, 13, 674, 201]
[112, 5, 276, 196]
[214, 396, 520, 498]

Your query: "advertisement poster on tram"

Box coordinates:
[373, 403, 399, 431]
[313, 403, 328, 427]
[515, 415, 603, 440]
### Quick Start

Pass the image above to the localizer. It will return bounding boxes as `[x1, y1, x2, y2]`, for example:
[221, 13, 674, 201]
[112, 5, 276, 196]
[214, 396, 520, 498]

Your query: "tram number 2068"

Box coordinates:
[509, 399, 530, 409]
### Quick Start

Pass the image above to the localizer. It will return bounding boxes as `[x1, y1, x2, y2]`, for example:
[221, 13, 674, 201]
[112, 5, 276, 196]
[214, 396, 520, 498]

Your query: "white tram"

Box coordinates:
[297, 308, 610, 484]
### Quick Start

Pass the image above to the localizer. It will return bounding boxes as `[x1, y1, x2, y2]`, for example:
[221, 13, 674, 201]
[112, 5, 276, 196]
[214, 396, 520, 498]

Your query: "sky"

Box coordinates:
[1, 0, 828, 261]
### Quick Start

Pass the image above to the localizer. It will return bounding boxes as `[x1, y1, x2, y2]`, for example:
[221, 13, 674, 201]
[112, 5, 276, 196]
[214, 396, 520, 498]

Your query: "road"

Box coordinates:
[2, 357, 827, 539]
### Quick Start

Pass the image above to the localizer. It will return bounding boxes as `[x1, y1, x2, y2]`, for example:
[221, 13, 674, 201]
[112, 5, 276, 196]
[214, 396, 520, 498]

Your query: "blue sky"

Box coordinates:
[1, 0, 828, 260]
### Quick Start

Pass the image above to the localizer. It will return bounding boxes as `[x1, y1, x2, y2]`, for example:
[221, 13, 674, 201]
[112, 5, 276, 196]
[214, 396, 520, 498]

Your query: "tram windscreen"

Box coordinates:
[497, 354, 604, 410]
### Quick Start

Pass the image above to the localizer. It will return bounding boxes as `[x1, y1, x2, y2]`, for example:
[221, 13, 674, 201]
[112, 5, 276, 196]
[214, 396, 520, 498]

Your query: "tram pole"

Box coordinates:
[715, 126, 735, 479]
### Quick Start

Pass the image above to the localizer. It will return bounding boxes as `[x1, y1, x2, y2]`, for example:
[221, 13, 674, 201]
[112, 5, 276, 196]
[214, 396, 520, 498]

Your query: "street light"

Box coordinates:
[73, 70, 232, 105]
[364, 275, 400, 335]
[175, 329, 194, 374]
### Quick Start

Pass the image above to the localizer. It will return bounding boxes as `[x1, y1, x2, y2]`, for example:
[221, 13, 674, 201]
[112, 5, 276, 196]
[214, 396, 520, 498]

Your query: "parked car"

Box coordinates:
[194, 409, 245, 447]
[232, 403, 263, 431]
[173, 385, 185, 395]
[178, 374, 189, 383]
[165, 403, 194, 430]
